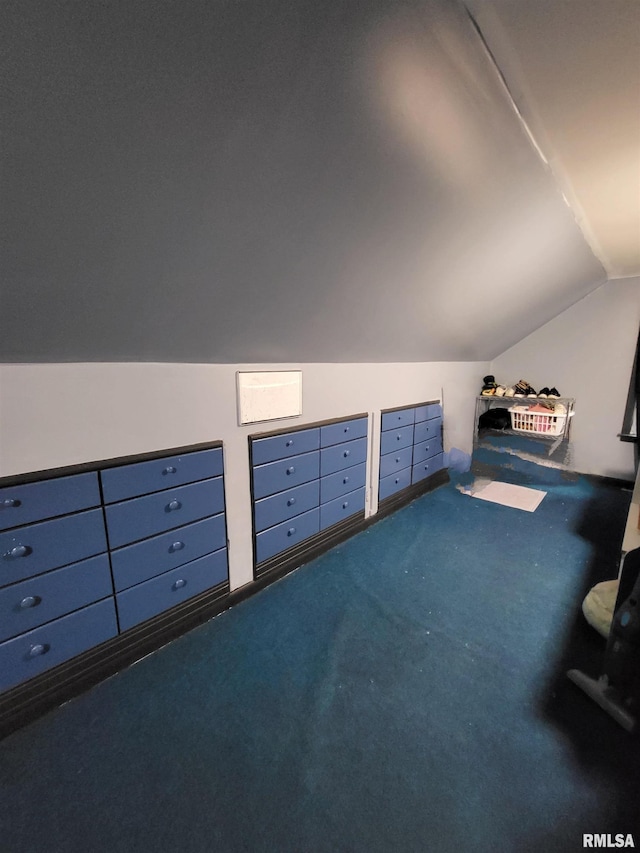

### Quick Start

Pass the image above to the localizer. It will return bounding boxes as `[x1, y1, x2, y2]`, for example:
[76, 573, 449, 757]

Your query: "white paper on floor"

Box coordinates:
[464, 479, 547, 512]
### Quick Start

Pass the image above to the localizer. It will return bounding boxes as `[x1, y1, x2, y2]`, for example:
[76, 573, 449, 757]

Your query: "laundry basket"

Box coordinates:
[509, 406, 567, 436]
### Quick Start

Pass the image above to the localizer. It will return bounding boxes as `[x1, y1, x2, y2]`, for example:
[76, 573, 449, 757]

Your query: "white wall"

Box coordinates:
[0, 361, 484, 590]
[491, 278, 639, 479]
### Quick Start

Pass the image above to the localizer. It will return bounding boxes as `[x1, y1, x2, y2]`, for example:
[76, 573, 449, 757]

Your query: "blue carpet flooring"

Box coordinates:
[0, 471, 637, 853]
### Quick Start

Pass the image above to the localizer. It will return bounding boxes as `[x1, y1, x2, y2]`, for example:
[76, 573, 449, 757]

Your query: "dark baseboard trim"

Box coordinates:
[582, 473, 635, 490]
[0, 581, 230, 741]
[0, 468, 449, 742]
[253, 467, 450, 587]
[376, 468, 449, 520]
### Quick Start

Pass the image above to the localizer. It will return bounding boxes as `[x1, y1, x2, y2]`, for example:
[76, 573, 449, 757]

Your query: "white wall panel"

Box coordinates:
[491, 278, 639, 480]
[0, 361, 483, 589]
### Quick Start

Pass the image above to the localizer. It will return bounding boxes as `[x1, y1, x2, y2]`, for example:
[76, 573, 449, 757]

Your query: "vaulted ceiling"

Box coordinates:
[1, 0, 632, 364]
[464, 0, 640, 280]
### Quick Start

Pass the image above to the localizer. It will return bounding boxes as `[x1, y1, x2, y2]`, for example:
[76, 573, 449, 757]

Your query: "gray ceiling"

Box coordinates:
[465, 0, 640, 280]
[1, 0, 612, 363]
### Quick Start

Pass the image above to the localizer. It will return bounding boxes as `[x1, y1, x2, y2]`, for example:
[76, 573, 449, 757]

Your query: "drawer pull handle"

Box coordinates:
[286, 466, 295, 475]
[342, 501, 349, 509]
[1, 498, 21, 509]
[285, 440, 294, 447]
[396, 434, 401, 441]
[4, 544, 32, 559]
[20, 595, 41, 609]
[395, 457, 400, 463]
[287, 498, 296, 506]
[163, 466, 177, 475]
[167, 500, 182, 511]
[169, 541, 185, 553]
[343, 476, 349, 484]
[395, 478, 400, 484]
[172, 578, 187, 591]
[28, 643, 50, 658]
[343, 450, 350, 458]
[287, 527, 296, 537]
[344, 427, 350, 433]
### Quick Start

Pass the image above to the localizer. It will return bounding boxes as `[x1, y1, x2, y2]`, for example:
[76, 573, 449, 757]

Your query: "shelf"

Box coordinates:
[474, 395, 575, 442]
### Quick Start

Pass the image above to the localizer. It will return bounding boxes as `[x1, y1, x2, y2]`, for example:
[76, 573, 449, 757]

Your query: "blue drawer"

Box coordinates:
[251, 428, 320, 466]
[0, 472, 101, 531]
[254, 480, 319, 534]
[0, 509, 107, 587]
[320, 418, 368, 448]
[100, 447, 223, 504]
[0, 554, 112, 643]
[0, 598, 118, 694]
[321, 436, 367, 476]
[381, 408, 415, 431]
[412, 453, 445, 484]
[321, 462, 366, 503]
[116, 548, 228, 632]
[379, 445, 413, 479]
[252, 451, 319, 500]
[379, 467, 412, 501]
[320, 487, 365, 530]
[414, 403, 442, 423]
[413, 437, 443, 465]
[380, 425, 414, 455]
[110, 513, 227, 591]
[255, 507, 320, 563]
[413, 418, 441, 444]
[104, 477, 225, 549]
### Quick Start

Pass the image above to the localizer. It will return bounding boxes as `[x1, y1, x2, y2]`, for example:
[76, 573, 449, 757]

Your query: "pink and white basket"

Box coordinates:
[508, 406, 567, 436]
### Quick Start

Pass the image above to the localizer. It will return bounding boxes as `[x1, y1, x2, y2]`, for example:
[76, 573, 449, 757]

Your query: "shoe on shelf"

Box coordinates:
[504, 387, 516, 397]
[481, 374, 497, 395]
[527, 389, 538, 398]
[548, 387, 561, 398]
[494, 385, 507, 396]
[538, 387, 550, 398]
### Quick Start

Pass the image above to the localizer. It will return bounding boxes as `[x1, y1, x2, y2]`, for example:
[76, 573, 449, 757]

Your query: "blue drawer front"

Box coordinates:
[414, 403, 442, 423]
[104, 477, 225, 549]
[412, 436, 443, 465]
[412, 453, 445, 484]
[321, 462, 366, 503]
[320, 487, 365, 530]
[0, 472, 101, 531]
[252, 451, 319, 500]
[320, 418, 368, 448]
[110, 513, 227, 592]
[379, 467, 412, 501]
[251, 429, 320, 466]
[254, 480, 319, 534]
[116, 548, 228, 632]
[413, 418, 441, 444]
[379, 446, 413, 479]
[321, 436, 367, 476]
[0, 509, 107, 587]
[0, 598, 118, 694]
[0, 554, 112, 643]
[381, 409, 415, 431]
[380, 425, 414, 456]
[100, 447, 223, 504]
[255, 507, 320, 563]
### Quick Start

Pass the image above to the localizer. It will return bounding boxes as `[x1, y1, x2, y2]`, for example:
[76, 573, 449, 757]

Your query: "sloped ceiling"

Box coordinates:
[1, 0, 609, 363]
[464, 0, 640, 280]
